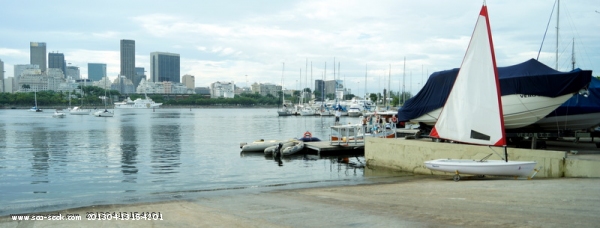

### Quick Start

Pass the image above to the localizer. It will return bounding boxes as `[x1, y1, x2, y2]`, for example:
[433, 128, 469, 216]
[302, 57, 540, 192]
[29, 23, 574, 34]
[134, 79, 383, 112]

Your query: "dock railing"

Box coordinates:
[330, 121, 397, 146]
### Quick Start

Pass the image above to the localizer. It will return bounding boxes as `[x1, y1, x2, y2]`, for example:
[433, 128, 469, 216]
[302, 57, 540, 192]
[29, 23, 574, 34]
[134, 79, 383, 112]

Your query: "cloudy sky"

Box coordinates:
[1, 0, 598, 95]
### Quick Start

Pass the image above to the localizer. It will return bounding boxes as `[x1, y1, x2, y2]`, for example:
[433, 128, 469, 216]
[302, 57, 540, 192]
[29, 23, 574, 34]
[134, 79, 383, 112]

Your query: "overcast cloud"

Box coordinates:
[1, 0, 598, 95]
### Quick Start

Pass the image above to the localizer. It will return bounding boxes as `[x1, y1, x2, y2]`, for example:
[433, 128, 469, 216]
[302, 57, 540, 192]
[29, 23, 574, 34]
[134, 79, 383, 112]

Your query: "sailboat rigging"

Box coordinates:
[94, 77, 114, 117]
[425, 4, 537, 181]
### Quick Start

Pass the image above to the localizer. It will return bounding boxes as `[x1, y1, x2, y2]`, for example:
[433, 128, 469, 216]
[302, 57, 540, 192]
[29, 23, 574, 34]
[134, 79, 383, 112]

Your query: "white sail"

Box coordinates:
[430, 5, 505, 146]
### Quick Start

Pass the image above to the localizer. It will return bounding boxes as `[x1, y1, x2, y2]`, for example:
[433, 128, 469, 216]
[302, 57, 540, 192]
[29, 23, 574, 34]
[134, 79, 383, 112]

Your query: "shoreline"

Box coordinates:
[2, 176, 599, 227]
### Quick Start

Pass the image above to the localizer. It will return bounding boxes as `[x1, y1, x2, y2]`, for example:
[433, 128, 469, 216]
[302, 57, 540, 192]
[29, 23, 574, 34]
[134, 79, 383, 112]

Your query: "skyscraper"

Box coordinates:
[88, 63, 107, 82]
[48, 52, 66, 77]
[120, 39, 135, 84]
[150, 52, 180, 83]
[30, 42, 47, 72]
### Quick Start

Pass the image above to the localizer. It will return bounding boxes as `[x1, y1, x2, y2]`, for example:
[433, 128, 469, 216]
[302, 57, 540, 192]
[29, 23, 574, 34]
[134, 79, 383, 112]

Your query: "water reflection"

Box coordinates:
[120, 121, 138, 184]
[30, 127, 49, 185]
[150, 119, 182, 178]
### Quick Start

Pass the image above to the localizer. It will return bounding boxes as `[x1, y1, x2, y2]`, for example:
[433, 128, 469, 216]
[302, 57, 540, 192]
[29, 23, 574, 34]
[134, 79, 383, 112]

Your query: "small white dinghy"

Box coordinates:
[281, 141, 304, 156]
[240, 139, 281, 152]
[425, 4, 536, 181]
[264, 141, 295, 156]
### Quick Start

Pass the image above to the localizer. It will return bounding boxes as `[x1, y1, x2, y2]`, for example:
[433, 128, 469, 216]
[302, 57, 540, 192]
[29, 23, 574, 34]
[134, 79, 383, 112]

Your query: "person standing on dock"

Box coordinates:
[335, 108, 341, 125]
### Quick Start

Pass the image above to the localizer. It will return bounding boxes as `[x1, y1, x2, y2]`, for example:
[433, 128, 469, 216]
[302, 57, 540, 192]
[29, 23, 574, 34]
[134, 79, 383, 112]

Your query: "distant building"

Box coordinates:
[315, 79, 324, 101]
[150, 52, 180, 83]
[182, 74, 195, 89]
[3, 77, 14, 93]
[66, 66, 80, 80]
[210, 81, 235, 98]
[88, 63, 106, 81]
[120, 39, 135, 86]
[250, 82, 280, 97]
[112, 76, 135, 94]
[195, 87, 210, 96]
[136, 78, 194, 94]
[30, 42, 46, 72]
[48, 52, 66, 77]
[93, 77, 113, 90]
[135, 67, 145, 88]
[14, 64, 39, 91]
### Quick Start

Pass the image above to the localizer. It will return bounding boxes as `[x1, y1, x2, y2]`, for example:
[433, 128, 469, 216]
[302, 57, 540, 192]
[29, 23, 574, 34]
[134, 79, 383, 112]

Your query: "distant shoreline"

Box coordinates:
[1, 105, 281, 110]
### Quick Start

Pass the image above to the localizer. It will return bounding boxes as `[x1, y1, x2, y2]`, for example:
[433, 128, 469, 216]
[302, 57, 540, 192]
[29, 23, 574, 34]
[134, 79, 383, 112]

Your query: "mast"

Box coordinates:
[402, 57, 406, 105]
[364, 64, 367, 99]
[556, 0, 560, 70]
[571, 37, 575, 70]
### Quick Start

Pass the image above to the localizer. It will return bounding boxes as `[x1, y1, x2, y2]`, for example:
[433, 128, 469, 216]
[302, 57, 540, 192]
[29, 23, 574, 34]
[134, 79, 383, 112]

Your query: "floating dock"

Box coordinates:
[304, 141, 364, 155]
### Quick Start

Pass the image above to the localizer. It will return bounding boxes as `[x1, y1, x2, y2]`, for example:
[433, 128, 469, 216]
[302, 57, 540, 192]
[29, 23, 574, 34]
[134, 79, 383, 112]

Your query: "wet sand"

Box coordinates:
[2, 175, 599, 227]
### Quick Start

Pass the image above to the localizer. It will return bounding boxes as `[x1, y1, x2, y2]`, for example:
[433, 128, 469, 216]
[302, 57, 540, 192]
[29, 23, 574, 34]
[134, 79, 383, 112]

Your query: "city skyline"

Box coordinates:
[1, 0, 599, 95]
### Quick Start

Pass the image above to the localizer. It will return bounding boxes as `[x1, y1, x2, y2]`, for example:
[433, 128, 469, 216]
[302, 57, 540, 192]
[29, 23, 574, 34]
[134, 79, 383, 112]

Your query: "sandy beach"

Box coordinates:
[2, 175, 599, 228]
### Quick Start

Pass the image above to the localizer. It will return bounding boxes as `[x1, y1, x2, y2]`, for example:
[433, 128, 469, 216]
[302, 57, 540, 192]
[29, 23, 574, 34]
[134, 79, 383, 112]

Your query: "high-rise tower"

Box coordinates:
[48, 52, 66, 77]
[120, 39, 135, 83]
[30, 42, 47, 72]
[150, 52, 180, 83]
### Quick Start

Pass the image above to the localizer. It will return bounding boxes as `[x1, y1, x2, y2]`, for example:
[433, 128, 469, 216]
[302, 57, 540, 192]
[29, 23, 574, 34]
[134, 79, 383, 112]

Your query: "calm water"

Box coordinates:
[0, 108, 406, 216]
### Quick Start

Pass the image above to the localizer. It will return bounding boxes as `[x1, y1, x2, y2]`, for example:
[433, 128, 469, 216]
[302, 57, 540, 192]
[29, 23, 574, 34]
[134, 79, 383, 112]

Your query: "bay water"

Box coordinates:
[0, 108, 407, 216]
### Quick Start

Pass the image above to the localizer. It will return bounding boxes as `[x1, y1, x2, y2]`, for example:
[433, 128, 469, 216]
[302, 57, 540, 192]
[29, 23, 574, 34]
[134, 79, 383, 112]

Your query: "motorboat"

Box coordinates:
[114, 95, 162, 109]
[29, 107, 43, 112]
[534, 77, 600, 131]
[52, 109, 66, 118]
[424, 4, 537, 181]
[398, 59, 592, 129]
[69, 106, 90, 115]
[93, 109, 114, 117]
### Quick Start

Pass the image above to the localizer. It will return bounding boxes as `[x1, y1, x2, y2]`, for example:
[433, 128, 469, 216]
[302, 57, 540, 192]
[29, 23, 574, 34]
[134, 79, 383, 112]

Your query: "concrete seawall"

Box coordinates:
[365, 137, 600, 178]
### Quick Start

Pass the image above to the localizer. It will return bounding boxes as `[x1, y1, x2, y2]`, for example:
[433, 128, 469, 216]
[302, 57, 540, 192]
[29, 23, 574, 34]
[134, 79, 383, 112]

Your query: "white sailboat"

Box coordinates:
[424, 4, 536, 181]
[277, 63, 294, 116]
[94, 78, 114, 117]
[70, 89, 90, 115]
[29, 90, 43, 112]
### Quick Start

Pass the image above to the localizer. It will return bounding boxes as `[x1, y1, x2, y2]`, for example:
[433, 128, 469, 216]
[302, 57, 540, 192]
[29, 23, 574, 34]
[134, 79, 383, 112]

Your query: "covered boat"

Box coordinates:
[534, 77, 600, 131]
[398, 58, 592, 129]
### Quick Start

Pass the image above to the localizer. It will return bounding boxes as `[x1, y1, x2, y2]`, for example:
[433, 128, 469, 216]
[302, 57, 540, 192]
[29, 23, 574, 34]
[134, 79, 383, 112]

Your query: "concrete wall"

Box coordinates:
[365, 138, 569, 178]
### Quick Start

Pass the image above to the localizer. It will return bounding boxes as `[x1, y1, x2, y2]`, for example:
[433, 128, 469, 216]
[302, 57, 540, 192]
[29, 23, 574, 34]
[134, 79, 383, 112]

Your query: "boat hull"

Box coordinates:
[411, 94, 574, 129]
[424, 159, 537, 177]
[281, 141, 304, 156]
[93, 110, 114, 117]
[241, 139, 281, 152]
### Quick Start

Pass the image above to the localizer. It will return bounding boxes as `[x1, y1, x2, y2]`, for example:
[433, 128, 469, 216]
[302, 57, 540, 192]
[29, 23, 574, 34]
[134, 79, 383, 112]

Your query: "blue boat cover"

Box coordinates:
[397, 59, 593, 122]
[546, 77, 600, 116]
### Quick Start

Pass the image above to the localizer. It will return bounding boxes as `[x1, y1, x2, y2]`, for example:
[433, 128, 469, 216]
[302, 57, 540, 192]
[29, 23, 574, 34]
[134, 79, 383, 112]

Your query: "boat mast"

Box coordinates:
[571, 37, 575, 70]
[556, 0, 560, 70]
[402, 57, 406, 105]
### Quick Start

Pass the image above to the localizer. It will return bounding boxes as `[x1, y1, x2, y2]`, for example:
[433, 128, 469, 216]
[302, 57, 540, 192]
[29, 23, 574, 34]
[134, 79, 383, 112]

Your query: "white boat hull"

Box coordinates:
[411, 94, 574, 129]
[241, 139, 281, 152]
[425, 159, 537, 177]
[281, 141, 304, 156]
[93, 110, 114, 117]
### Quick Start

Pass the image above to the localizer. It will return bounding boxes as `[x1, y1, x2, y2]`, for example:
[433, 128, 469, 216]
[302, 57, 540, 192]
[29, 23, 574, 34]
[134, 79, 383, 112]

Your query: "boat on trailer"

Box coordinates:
[424, 4, 537, 181]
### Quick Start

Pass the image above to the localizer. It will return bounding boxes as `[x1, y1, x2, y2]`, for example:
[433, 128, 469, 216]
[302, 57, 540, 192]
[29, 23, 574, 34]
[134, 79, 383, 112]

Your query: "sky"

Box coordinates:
[1, 0, 598, 96]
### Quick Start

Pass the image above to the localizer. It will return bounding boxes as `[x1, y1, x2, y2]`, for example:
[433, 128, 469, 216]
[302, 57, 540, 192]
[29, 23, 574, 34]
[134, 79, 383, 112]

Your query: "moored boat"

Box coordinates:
[114, 95, 162, 109]
[398, 58, 592, 129]
[241, 139, 282, 152]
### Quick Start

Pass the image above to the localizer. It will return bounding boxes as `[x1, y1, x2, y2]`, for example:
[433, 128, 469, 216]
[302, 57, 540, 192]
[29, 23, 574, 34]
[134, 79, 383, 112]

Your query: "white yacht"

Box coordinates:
[114, 95, 162, 109]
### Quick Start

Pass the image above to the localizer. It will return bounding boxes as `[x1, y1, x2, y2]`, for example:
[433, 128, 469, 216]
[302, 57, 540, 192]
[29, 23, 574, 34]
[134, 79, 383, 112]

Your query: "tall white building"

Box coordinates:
[210, 81, 235, 98]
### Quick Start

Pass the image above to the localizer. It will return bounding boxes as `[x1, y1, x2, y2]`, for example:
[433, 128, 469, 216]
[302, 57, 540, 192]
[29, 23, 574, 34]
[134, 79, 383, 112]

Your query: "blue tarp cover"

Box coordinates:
[547, 77, 600, 116]
[397, 59, 592, 122]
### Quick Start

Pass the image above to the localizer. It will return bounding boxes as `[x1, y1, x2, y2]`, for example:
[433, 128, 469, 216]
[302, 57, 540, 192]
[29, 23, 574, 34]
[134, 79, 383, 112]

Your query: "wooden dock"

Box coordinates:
[304, 141, 364, 155]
